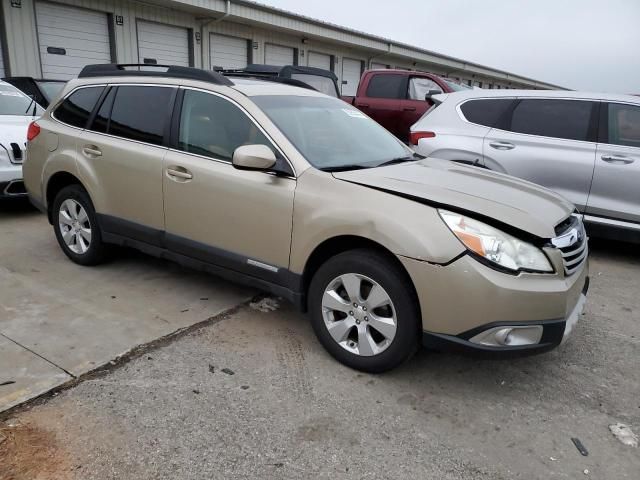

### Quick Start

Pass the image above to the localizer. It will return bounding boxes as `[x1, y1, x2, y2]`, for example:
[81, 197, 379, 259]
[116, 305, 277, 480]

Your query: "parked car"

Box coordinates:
[24, 63, 588, 372]
[342, 69, 470, 142]
[410, 90, 640, 242]
[2, 77, 66, 108]
[0, 80, 44, 198]
[220, 64, 340, 98]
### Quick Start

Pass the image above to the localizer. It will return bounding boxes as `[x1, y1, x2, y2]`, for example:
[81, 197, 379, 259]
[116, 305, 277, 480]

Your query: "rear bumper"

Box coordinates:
[422, 276, 589, 357]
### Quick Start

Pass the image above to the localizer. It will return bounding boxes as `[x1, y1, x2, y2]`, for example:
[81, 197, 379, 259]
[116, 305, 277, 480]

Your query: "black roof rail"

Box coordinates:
[78, 64, 234, 86]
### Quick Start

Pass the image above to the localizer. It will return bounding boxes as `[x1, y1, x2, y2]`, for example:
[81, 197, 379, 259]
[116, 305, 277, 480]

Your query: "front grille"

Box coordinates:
[551, 215, 588, 276]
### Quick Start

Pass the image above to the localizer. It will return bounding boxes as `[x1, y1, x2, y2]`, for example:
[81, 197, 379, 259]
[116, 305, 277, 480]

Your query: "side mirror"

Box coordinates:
[232, 144, 277, 171]
[424, 89, 441, 101]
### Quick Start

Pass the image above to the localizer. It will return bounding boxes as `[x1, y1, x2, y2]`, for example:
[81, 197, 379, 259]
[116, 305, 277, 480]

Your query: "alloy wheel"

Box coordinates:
[58, 199, 92, 254]
[321, 273, 397, 356]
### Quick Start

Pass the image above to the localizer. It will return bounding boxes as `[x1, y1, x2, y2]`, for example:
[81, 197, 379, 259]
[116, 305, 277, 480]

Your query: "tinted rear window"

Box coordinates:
[510, 99, 594, 141]
[460, 99, 514, 127]
[365, 74, 406, 99]
[108, 86, 174, 145]
[54, 86, 104, 128]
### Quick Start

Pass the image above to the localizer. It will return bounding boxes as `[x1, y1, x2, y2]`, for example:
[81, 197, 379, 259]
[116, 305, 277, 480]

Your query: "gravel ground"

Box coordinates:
[1, 238, 639, 479]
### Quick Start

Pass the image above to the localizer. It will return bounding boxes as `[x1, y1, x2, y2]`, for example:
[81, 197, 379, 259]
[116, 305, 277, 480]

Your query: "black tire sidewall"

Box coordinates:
[308, 249, 420, 373]
[52, 185, 105, 266]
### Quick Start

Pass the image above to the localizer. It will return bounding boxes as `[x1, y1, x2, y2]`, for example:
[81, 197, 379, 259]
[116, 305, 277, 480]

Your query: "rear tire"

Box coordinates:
[308, 249, 420, 373]
[52, 184, 107, 266]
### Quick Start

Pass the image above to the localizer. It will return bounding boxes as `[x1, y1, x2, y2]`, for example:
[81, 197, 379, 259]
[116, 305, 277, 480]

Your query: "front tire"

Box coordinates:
[52, 184, 107, 266]
[308, 249, 420, 373]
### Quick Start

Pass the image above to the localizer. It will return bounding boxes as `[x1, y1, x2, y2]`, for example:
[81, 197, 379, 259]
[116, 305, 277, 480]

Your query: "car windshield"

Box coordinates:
[289, 74, 339, 97]
[443, 79, 472, 91]
[252, 95, 411, 170]
[36, 81, 65, 102]
[0, 83, 44, 116]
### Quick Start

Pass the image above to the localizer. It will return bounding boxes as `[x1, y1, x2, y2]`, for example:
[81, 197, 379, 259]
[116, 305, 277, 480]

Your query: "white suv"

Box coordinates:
[0, 80, 43, 198]
[410, 90, 640, 242]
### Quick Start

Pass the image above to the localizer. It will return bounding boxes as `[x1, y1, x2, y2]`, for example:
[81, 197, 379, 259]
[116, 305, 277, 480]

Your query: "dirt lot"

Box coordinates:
[1, 201, 639, 479]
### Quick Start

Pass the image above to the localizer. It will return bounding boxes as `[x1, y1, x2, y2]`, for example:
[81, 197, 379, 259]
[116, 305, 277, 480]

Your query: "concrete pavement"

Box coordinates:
[0, 200, 253, 412]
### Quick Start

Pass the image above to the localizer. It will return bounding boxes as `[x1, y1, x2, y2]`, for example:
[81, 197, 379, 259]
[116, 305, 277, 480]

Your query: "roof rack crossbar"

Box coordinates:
[78, 64, 234, 86]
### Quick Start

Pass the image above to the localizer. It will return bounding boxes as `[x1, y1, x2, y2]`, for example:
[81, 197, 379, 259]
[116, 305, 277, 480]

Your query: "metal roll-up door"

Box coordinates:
[370, 62, 388, 70]
[341, 58, 362, 96]
[137, 21, 190, 67]
[210, 33, 248, 70]
[264, 44, 295, 66]
[307, 51, 331, 71]
[36, 2, 112, 80]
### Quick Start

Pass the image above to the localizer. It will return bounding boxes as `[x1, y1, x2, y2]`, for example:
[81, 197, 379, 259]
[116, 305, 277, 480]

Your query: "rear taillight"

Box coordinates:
[410, 131, 435, 145]
[27, 122, 41, 141]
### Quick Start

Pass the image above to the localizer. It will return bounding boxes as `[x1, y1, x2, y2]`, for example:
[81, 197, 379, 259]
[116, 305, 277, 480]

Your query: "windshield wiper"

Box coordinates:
[24, 94, 37, 116]
[321, 164, 371, 172]
[376, 153, 424, 168]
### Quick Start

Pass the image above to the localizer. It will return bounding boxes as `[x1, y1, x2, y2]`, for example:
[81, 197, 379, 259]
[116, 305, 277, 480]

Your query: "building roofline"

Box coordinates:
[228, 0, 567, 89]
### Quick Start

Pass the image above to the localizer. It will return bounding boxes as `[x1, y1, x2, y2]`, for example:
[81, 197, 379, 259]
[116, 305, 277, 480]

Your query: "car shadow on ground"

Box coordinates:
[0, 198, 41, 217]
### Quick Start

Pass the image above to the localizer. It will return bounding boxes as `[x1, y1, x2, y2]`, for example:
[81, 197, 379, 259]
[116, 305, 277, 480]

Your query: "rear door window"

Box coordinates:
[53, 86, 104, 128]
[106, 86, 174, 145]
[365, 74, 407, 99]
[604, 103, 640, 148]
[460, 99, 515, 127]
[509, 99, 596, 141]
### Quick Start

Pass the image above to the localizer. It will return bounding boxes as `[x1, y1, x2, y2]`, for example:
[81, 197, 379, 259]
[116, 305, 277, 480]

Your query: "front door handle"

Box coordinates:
[403, 106, 416, 112]
[601, 154, 634, 164]
[166, 166, 193, 181]
[356, 103, 369, 108]
[82, 145, 102, 157]
[489, 141, 515, 151]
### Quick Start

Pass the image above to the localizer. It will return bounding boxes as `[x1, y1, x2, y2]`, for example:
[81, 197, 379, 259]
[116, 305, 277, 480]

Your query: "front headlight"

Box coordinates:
[438, 209, 553, 273]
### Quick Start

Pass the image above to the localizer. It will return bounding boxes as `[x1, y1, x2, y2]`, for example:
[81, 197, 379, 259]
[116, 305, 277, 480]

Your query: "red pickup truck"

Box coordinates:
[342, 69, 470, 142]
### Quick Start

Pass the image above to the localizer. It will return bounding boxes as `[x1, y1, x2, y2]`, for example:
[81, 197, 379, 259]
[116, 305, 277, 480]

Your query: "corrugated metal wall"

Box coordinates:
[0, 0, 542, 89]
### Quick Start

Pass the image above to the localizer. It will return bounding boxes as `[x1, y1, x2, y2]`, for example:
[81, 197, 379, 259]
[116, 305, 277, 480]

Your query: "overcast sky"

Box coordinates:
[257, 0, 639, 93]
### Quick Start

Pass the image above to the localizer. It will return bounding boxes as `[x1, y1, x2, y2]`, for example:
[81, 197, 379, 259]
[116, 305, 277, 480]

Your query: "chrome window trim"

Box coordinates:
[176, 86, 296, 176]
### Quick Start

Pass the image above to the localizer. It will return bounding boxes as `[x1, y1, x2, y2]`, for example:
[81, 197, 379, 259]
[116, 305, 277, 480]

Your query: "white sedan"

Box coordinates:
[0, 80, 43, 198]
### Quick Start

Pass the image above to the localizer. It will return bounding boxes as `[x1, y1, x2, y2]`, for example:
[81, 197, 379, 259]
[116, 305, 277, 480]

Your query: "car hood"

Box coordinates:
[332, 157, 574, 239]
[0, 115, 33, 145]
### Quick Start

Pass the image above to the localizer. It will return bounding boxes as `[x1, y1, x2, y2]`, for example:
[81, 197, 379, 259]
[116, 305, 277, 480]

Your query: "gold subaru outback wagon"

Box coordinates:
[23, 64, 589, 372]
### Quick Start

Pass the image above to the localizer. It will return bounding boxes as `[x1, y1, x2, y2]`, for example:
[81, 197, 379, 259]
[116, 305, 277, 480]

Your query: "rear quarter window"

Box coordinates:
[365, 74, 406, 99]
[459, 99, 515, 127]
[53, 86, 105, 128]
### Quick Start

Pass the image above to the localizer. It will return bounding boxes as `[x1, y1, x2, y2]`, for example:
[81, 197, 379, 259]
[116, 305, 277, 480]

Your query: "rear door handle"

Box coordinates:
[356, 103, 369, 108]
[82, 145, 102, 157]
[601, 154, 634, 164]
[403, 106, 416, 112]
[166, 166, 193, 180]
[489, 141, 515, 151]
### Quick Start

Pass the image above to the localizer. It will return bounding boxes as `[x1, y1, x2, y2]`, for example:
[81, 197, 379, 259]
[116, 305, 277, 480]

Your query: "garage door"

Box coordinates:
[341, 58, 362, 96]
[371, 62, 388, 70]
[137, 21, 190, 67]
[210, 33, 248, 70]
[264, 44, 294, 66]
[307, 51, 331, 71]
[35, 2, 111, 80]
